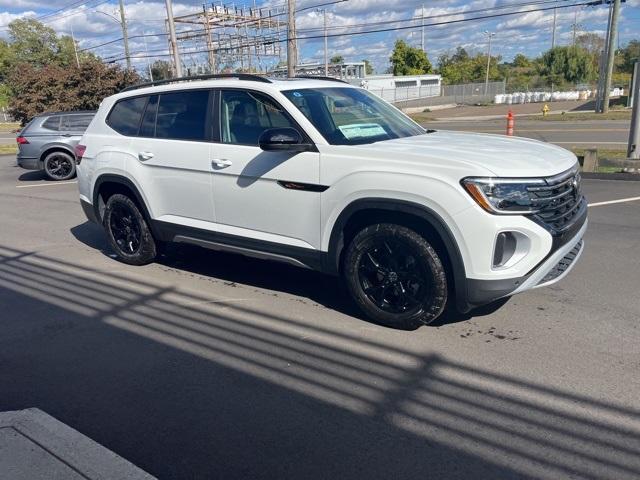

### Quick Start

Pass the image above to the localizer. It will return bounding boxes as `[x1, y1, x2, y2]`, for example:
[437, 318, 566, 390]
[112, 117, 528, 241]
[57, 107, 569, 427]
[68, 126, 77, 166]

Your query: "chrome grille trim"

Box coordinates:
[526, 166, 584, 233]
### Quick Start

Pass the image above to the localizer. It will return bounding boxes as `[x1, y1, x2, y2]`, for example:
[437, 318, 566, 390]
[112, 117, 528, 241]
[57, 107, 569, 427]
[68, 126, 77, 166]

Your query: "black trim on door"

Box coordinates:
[276, 181, 329, 192]
[151, 220, 326, 271]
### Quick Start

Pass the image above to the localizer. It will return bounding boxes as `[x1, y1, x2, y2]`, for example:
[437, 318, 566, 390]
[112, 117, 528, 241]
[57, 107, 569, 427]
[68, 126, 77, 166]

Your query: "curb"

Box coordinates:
[582, 172, 640, 181]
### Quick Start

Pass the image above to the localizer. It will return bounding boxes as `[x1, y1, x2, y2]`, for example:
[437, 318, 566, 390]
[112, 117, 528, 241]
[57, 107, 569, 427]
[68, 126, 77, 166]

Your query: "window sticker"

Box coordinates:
[338, 123, 386, 139]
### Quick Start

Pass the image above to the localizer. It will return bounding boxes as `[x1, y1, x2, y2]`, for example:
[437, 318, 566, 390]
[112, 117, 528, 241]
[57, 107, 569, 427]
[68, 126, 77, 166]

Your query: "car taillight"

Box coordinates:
[74, 144, 87, 164]
[16, 136, 29, 144]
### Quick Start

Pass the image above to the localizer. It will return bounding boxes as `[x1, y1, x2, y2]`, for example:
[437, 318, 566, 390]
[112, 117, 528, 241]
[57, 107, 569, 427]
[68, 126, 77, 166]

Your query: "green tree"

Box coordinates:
[330, 55, 344, 64]
[362, 59, 374, 75]
[540, 46, 595, 85]
[512, 53, 531, 68]
[150, 60, 173, 81]
[7, 59, 139, 125]
[8, 19, 59, 67]
[620, 40, 640, 73]
[389, 39, 432, 76]
[437, 48, 500, 84]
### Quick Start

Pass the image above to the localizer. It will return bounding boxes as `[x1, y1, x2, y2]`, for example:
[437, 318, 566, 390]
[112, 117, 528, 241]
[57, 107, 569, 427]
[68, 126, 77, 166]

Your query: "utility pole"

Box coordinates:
[165, 0, 183, 77]
[203, 4, 216, 73]
[628, 62, 639, 159]
[602, 0, 621, 114]
[287, 0, 297, 77]
[70, 23, 80, 68]
[551, 8, 557, 48]
[421, 4, 425, 52]
[596, 0, 614, 112]
[572, 7, 578, 46]
[317, 9, 327, 76]
[118, 0, 131, 70]
[484, 31, 495, 96]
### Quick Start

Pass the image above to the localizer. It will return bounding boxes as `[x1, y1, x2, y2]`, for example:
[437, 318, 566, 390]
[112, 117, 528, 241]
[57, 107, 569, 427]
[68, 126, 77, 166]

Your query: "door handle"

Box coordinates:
[138, 151, 154, 161]
[212, 159, 232, 168]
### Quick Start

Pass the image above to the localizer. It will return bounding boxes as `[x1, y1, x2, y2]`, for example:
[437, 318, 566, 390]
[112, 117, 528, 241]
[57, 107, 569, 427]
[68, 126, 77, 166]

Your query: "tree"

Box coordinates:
[620, 40, 640, 74]
[362, 59, 374, 75]
[389, 39, 432, 76]
[150, 60, 173, 81]
[437, 48, 500, 84]
[512, 53, 531, 68]
[576, 33, 605, 55]
[7, 59, 139, 125]
[330, 55, 344, 64]
[540, 46, 595, 85]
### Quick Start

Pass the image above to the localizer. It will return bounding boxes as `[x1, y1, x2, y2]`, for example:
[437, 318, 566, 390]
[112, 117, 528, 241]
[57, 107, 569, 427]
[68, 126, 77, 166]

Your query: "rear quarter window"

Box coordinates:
[107, 96, 147, 136]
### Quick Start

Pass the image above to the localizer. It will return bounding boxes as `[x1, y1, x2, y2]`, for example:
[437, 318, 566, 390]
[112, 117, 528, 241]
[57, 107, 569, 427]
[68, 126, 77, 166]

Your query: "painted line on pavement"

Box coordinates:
[552, 141, 627, 145]
[588, 197, 640, 207]
[16, 181, 77, 188]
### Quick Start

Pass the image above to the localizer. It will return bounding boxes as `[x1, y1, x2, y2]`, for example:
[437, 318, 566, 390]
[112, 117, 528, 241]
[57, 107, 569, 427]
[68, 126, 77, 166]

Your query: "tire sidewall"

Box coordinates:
[343, 224, 448, 329]
[44, 151, 76, 181]
[103, 194, 157, 265]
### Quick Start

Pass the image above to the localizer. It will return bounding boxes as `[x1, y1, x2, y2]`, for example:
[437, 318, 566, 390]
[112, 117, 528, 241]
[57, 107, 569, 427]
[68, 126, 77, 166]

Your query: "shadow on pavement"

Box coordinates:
[1, 244, 639, 479]
[70, 221, 501, 328]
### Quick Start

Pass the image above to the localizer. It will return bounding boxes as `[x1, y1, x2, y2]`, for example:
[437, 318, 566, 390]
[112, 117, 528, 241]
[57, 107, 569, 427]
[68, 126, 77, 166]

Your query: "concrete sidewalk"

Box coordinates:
[427, 99, 593, 120]
[0, 409, 155, 480]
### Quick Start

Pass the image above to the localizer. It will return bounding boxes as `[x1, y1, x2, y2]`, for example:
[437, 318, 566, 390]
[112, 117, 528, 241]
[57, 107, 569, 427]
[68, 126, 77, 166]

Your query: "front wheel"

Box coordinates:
[343, 223, 448, 329]
[103, 194, 158, 265]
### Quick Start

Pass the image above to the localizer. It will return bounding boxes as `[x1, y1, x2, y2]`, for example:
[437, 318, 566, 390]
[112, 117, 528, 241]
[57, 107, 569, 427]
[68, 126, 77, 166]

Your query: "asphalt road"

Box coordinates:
[426, 119, 630, 151]
[1, 156, 639, 480]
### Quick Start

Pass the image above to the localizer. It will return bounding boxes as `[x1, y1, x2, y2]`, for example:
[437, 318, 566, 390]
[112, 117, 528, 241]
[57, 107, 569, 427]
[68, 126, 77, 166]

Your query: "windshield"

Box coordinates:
[282, 87, 425, 146]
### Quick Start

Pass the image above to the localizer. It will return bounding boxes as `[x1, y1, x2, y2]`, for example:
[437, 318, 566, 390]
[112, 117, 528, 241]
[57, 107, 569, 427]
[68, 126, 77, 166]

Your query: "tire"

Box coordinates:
[43, 151, 76, 181]
[343, 223, 448, 329]
[103, 194, 157, 265]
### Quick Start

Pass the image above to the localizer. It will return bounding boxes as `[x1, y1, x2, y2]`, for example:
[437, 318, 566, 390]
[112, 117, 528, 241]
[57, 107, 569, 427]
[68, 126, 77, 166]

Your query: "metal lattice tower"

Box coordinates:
[167, 2, 287, 74]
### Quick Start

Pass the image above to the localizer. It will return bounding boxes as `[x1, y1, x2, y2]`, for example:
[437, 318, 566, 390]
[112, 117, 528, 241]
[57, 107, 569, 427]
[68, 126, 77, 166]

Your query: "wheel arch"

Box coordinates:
[40, 145, 75, 165]
[92, 174, 159, 237]
[326, 198, 470, 313]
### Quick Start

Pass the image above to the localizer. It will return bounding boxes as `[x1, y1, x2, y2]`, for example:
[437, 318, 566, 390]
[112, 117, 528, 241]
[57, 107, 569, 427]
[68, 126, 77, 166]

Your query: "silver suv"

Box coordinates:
[17, 111, 95, 181]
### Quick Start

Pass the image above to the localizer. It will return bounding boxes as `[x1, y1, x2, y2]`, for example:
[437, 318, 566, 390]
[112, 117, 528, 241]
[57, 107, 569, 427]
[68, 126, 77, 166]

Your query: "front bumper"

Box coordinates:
[464, 209, 587, 308]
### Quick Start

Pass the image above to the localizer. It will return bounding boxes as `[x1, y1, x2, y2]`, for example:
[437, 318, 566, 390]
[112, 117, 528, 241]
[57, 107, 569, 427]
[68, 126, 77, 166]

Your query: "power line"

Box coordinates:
[103, 0, 604, 63]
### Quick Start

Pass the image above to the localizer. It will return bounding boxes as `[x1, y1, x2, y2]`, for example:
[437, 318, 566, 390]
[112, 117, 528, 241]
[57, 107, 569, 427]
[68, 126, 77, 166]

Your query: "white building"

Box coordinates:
[352, 74, 442, 103]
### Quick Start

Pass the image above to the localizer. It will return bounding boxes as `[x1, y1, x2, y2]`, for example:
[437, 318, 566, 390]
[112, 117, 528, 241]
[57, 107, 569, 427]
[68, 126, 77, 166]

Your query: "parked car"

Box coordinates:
[16, 111, 95, 180]
[76, 74, 587, 329]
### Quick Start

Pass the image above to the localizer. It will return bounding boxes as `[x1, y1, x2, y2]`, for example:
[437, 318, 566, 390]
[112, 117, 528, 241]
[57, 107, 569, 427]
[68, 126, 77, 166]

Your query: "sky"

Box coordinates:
[0, 0, 638, 74]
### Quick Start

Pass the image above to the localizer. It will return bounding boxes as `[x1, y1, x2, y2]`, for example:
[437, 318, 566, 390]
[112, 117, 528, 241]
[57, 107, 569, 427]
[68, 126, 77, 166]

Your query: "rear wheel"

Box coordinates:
[103, 194, 157, 265]
[343, 223, 448, 329]
[43, 151, 76, 181]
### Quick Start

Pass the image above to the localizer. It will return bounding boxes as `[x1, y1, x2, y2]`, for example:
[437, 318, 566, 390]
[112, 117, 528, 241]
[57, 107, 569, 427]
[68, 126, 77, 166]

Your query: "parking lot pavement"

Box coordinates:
[1, 155, 639, 479]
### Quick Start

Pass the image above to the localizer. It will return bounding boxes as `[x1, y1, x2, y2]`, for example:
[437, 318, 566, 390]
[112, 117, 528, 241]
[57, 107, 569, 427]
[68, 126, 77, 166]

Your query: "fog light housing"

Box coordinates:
[493, 232, 517, 268]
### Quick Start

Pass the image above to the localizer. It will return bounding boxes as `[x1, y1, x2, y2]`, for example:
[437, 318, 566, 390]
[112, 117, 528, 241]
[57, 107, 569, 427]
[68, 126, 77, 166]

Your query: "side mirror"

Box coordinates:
[259, 127, 313, 152]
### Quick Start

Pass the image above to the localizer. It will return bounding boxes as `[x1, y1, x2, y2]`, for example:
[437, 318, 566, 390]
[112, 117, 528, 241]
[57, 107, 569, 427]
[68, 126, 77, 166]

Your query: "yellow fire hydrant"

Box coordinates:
[542, 103, 550, 117]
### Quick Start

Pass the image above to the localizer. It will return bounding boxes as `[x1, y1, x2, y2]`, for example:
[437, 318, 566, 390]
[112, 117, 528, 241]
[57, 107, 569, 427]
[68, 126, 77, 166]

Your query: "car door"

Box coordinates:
[210, 89, 321, 250]
[126, 90, 215, 225]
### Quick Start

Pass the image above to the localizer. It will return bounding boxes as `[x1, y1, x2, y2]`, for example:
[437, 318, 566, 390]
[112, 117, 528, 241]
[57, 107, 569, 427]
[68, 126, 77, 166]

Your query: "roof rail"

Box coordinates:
[295, 75, 350, 84]
[121, 73, 272, 92]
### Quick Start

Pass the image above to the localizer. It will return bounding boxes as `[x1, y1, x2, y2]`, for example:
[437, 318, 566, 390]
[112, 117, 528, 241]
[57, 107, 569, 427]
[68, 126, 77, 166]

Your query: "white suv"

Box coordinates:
[76, 74, 587, 329]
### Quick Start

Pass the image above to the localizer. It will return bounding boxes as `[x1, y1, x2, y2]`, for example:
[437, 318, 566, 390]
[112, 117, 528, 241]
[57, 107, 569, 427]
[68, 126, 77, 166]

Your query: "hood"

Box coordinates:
[372, 130, 578, 177]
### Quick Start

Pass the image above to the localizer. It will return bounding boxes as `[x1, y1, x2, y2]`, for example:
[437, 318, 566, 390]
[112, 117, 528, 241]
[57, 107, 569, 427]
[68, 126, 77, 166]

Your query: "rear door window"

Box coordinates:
[61, 114, 94, 132]
[155, 90, 209, 141]
[41, 116, 61, 131]
[107, 96, 147, 136]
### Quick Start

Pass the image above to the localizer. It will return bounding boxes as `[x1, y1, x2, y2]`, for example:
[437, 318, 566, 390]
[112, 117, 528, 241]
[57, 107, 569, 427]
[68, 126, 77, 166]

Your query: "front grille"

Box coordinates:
[538, 240, 583, 285]
[527, 168, 584, 233]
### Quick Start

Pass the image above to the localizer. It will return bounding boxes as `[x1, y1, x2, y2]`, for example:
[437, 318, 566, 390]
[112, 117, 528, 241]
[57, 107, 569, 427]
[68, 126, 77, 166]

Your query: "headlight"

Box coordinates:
[461, 177, 545, 214]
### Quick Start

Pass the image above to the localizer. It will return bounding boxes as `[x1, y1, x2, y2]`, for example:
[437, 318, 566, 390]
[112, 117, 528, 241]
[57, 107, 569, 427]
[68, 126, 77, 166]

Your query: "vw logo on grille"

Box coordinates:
[571, 174, 581, 200]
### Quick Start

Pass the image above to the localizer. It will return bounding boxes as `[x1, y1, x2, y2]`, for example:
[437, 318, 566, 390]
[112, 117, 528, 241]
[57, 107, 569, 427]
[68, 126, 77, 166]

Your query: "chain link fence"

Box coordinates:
[367, 81, 506, 109]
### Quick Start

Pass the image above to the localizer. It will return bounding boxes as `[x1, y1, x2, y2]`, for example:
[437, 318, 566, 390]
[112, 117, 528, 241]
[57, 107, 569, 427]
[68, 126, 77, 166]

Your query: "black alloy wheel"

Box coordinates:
[44, 151, 76, 181]
[103, 194, 158, 265]
[343, 223, 448, 329]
